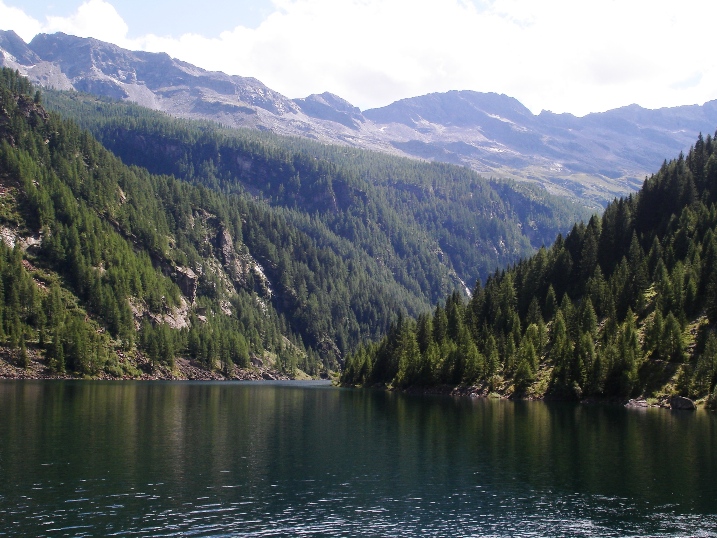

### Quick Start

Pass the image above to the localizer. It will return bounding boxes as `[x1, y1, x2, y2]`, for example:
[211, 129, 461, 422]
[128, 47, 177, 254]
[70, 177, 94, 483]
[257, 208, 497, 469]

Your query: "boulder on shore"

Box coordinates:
[670, 395, 696, 410]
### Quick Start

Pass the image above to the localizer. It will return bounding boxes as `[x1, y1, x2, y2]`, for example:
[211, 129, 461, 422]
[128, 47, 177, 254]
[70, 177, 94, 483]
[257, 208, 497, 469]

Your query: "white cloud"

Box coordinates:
[0, 2, 42, 42]
[2, 0, 717, 116]
[43, 0, 130, 47]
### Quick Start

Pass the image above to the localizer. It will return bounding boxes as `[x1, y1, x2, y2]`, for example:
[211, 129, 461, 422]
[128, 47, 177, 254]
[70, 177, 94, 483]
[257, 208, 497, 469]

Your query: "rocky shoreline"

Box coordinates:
[0, 346, 296, 382]
[3, 346, 703, 411]
[373, 382, 704, 410]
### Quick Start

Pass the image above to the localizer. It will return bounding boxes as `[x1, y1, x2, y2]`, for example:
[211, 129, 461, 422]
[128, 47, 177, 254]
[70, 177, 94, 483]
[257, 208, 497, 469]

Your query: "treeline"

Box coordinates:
[343, 132, 717, 402]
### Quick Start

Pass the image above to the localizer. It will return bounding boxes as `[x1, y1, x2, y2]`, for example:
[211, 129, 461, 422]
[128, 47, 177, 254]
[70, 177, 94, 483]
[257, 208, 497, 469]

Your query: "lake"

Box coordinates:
[1, 380, 716, 536]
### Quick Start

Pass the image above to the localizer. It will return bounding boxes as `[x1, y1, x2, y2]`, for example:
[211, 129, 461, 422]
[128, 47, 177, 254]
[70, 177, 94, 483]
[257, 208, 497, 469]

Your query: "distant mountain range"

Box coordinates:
[3, 30, 717, 207]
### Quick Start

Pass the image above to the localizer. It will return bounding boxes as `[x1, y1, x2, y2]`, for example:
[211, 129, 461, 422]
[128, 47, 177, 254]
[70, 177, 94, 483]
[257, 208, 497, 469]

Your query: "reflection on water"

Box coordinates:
[1, 380, 716, 536]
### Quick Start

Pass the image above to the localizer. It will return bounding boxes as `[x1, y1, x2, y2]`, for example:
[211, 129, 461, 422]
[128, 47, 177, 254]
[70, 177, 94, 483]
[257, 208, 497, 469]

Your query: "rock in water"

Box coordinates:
[670, 395, 696, 410]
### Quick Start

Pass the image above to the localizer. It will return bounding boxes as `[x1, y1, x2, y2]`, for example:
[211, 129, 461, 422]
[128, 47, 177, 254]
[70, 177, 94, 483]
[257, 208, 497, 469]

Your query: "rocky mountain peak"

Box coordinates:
[363, 90, 534, 128]
[0, 30, 40, 65]
[293, 91, 364, 129]
[4, 30, 717, 207]
[10, 32, 302, 116]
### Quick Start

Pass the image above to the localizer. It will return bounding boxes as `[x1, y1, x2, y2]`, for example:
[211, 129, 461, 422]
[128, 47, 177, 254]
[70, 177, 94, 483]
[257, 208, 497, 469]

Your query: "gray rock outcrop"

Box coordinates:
[174, 266, 198, 303]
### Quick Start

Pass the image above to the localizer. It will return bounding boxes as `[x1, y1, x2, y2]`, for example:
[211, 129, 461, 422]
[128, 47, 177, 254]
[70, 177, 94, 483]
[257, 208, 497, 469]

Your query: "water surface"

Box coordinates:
[1, 380, 716, 536]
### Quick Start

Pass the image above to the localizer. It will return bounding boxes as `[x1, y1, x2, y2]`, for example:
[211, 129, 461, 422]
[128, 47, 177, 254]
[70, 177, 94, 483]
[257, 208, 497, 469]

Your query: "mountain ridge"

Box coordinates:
[3, 30, 717, 206]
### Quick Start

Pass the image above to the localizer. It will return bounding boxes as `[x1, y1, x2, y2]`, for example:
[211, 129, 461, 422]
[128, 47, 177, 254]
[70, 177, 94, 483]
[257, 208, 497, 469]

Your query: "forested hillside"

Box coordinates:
[0, 68, 332, 376]
[0, 71, 588, 379]
[342, 131, 717, 404]
[43, 90, 589, 297]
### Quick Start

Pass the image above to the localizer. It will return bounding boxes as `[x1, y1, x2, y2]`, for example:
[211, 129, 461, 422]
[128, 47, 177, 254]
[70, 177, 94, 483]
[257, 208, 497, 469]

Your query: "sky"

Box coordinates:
[2, 0, 717, 116]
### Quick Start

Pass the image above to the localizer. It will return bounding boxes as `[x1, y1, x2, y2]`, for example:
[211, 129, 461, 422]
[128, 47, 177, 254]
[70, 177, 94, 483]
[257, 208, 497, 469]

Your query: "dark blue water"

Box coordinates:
[1, 380, 716, 536]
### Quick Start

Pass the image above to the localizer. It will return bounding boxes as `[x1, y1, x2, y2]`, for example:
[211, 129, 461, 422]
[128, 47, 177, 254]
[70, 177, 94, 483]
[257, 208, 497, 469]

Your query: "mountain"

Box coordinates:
[4, 31, 717, 207]
[0, 68, 589, 380]
[42, 86, 588, 303]
[342, 129, 717, 406]
[293, 92, 364, 130]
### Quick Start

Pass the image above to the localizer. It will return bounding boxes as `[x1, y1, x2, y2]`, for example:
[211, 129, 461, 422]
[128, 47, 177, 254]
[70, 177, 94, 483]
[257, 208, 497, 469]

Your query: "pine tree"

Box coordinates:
[693, 333, 717, 396]
[662, 312, 685, 362]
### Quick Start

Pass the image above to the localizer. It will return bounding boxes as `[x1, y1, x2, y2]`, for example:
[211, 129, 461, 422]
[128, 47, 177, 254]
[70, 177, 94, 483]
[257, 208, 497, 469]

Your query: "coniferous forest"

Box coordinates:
[43, 88, 588, 296]
[0, 68, 314, 376]
[7, 65, 717, 402]
[343, 129, 717, 403]
[0, 69, 587, 379]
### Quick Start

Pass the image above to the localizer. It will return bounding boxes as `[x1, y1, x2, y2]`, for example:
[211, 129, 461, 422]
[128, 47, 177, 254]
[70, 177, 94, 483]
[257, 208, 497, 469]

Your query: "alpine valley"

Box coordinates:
[0, 65, 585, 381]
[2, 30, 717, 405]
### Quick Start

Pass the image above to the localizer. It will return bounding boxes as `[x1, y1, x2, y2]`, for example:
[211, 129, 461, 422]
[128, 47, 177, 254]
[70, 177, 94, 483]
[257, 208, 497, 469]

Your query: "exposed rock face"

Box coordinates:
[294, 92, 364, 130]
[6, 30, 717, 206]
[670, 395, 697, 410]
[174, 266, 198, 303]
[0, 30, 40, 65]
[0, 31, 73, 91]
[318, 337, 342, 366]
[24, 31, 303, 119]
[215, 226, 272, 298]
[216, 228, 238, 275]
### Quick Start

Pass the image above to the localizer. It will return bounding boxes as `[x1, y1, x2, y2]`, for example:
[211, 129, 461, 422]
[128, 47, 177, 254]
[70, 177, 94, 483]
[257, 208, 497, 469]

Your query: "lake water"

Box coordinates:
[1, 381, 717, 537]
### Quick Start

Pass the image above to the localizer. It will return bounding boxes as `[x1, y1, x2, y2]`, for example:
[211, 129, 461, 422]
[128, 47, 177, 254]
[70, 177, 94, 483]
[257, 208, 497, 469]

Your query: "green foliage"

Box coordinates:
[48, 89, 588, 289]
[18, 82, 597, 375]
[692, 333, 717, 396]
[0, 68, 314, 374]
[44, 89, 588, 326]
[343, 127, 717, 401]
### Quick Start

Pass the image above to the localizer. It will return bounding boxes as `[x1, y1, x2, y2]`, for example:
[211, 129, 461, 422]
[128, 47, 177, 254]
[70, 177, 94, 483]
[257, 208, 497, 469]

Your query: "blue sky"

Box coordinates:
[2, 0, 717, 116]
[8, 0, 275, 37]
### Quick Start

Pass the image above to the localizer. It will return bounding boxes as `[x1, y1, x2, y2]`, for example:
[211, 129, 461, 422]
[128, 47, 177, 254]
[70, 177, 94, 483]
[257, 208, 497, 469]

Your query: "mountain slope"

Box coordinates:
[0, 69, 431, 377]
[0, 68, 301, 377]
[0, 70, 590, 380]
[4, 31, 717, 207]
[43, 89, 588, 297]
[343, 130, 717, 406]
[367, 91, 717, 204]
